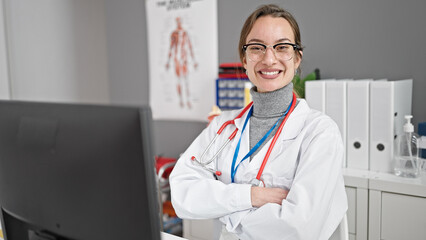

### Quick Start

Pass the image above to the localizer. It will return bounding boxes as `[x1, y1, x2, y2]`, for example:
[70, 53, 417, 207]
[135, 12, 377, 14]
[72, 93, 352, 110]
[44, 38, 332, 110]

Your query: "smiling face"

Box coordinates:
[243, 16, 301, 93]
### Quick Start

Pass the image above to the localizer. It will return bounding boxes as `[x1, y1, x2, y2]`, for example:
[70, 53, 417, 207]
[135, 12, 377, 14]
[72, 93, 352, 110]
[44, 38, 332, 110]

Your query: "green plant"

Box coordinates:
[292, 68, 320, 98]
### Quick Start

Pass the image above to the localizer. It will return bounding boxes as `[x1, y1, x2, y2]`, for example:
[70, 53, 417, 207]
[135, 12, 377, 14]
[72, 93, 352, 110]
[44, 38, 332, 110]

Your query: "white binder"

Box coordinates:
[369, 79, 413, 173]
[325, 80, 349, 167]
[347, 80, 372, 170]
[305, 80, 331, 113]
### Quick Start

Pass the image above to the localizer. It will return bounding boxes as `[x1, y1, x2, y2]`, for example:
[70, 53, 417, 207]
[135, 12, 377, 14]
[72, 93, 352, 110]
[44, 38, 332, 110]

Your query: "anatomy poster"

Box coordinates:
[146, 0, 218, 121]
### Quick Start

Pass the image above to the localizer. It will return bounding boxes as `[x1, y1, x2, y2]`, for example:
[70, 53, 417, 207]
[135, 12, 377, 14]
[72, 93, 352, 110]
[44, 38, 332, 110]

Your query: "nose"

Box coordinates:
[261, 46, 277, 65]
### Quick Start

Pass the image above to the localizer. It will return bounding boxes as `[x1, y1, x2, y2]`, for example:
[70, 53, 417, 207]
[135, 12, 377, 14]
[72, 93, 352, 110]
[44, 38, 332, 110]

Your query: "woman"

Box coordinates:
[169, 4, 347, 240]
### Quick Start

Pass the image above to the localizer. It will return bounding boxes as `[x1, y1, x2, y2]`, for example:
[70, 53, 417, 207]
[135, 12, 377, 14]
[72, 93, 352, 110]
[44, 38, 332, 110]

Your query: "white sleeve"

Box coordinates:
[221, 124, 348, 240]
[169, 116, 253, 220]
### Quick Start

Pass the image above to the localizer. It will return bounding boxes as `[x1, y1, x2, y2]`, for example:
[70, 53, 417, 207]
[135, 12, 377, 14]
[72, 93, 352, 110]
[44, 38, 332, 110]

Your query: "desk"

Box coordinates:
[0, 228, 185, 240]
[162, 232, 187, 240]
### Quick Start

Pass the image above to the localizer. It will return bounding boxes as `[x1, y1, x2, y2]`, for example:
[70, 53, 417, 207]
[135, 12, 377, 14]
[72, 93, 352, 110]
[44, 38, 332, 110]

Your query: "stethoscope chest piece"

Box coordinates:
[191, 156, 222, 176]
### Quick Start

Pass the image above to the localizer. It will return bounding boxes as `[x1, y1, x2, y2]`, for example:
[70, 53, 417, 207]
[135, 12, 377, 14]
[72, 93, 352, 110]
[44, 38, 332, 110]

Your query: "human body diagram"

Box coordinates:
[165, 17, 198, 109]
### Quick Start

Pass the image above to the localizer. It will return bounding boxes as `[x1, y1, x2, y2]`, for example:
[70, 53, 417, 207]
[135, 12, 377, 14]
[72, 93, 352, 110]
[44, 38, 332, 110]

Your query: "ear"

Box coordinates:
[294, 50, 303, 69]
[243, 56, 247, 70]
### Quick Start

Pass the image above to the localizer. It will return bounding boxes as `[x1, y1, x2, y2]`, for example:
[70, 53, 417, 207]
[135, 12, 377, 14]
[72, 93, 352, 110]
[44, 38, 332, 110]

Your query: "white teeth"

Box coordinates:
[261, 71, 279, 75]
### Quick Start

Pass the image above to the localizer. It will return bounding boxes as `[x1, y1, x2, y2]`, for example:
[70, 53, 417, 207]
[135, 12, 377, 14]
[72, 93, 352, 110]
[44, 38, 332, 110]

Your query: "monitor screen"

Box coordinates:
[0, 100, 161, 240]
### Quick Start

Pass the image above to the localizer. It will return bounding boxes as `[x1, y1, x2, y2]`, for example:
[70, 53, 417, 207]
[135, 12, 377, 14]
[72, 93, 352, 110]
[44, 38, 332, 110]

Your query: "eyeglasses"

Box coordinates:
[242, 43, 301, 62]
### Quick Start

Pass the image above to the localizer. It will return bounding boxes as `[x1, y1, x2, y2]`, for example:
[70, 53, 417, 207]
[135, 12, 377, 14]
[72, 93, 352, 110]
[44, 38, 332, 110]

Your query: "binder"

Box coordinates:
[419, 122, 426, 159]
[305, 79, 335, 113]
[325, 80, 350, 167]
[346, 80, 372, 170]
[216, 78, 249, 110]
[369, 79, 413, 173]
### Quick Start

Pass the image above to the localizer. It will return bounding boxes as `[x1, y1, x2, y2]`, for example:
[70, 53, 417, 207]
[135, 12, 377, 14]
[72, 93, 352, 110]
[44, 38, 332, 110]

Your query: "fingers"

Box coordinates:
[268, 188, 288, 204]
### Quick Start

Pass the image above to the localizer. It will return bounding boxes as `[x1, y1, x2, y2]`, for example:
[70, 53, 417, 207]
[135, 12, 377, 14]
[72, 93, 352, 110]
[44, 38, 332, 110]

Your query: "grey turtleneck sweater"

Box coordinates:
[249, 82, 294, 159]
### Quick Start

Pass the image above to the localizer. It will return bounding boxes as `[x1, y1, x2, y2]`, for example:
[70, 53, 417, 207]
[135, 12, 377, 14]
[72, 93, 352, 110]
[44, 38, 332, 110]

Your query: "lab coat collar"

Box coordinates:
[234, 99, 309, 141]
[277, 99, 309, 141]
[230, 99, 310, 179]
[233, 105, 252, 130]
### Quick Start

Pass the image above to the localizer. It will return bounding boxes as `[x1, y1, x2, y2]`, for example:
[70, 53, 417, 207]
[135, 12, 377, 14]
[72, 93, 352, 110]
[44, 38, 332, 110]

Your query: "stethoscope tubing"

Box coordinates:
[192, 92, 296, 182]
[255, 92, 297, 180]
[192, 102, 254, 175]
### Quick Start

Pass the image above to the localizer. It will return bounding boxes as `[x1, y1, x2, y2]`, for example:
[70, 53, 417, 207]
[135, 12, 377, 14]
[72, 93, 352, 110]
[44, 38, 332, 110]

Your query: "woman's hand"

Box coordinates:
[251, 186, 289, 208]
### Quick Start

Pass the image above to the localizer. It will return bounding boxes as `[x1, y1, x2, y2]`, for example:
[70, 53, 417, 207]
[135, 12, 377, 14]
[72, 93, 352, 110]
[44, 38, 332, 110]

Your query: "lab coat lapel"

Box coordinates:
[228, 100, 310, 178]
[249, 100, 309, 166]
[266, 99, 309, 161]
[279, 99, 308, 140]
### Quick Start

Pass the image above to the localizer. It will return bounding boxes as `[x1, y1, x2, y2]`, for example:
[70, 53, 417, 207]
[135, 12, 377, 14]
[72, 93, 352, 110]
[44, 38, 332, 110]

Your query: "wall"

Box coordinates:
[218, 0, 426, 128]
[3, 0, 110, 104]
[3, 0, 425, 157]
[104, 0, 207, 157]
[104, 0, 426, 157]
[0, 0, 9, 99]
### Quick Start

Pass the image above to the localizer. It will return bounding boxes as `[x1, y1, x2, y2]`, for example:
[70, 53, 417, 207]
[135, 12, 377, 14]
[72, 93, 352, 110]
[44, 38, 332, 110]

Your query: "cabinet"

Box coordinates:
[343, 169, 370, 240]
[183, 169, 426, 240]
[343, 168, 426, 240]
[367, 171, 426, 240]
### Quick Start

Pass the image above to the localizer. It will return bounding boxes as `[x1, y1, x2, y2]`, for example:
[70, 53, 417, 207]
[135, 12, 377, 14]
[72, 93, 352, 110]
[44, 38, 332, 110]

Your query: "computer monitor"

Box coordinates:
[0, 100, 161, 240]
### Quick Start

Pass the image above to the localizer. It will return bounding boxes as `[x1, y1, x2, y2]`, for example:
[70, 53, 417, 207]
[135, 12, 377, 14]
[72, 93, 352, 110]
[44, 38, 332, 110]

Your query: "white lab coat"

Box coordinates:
[169, 99, 348, 240]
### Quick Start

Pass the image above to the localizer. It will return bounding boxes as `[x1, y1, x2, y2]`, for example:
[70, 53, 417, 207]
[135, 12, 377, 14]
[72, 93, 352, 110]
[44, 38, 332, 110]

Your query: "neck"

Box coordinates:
[250, 83, 293, 118]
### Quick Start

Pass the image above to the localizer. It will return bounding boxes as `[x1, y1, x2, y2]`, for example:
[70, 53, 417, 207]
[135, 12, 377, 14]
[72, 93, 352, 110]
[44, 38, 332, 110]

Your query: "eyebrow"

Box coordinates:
[247, 38, 292, 44]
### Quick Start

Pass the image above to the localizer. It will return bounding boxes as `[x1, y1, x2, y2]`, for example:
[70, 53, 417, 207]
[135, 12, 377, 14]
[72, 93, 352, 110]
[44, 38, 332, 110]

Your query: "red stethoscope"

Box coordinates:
[191, 92, 297, 187]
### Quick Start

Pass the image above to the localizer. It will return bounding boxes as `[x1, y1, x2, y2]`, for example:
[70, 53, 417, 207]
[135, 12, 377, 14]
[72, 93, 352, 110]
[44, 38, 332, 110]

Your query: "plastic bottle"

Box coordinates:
[394, 115, 420, 178]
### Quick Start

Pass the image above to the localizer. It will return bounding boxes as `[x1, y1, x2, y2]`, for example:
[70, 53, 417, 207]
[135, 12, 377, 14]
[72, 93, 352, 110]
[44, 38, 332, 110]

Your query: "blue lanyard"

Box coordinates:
[230, 102, 292, 183]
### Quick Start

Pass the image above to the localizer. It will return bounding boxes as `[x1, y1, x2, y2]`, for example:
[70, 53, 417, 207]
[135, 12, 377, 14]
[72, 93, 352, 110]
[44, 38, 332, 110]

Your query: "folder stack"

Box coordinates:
[305, 79, 413, 173]
[306, 79, 350, 167]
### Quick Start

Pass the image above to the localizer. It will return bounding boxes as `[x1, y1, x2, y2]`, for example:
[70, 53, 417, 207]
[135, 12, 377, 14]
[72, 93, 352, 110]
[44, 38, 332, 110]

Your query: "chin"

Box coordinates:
[257, 85, 282, 93]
